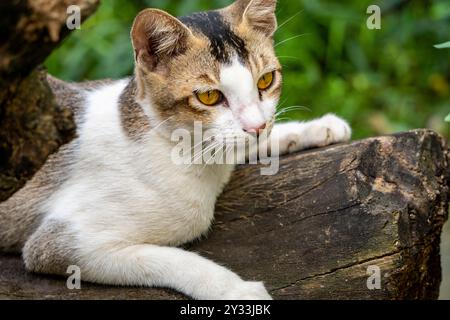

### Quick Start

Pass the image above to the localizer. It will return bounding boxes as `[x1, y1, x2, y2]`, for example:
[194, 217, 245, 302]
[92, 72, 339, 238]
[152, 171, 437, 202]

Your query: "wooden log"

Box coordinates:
[0, 129, 448, 299]
[0, 0, 99, 201]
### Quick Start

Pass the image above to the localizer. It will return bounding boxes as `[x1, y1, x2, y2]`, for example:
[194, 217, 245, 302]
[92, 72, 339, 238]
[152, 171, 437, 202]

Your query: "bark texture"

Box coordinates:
[0, 130, 448, 299]
[0, 0, 99, 201]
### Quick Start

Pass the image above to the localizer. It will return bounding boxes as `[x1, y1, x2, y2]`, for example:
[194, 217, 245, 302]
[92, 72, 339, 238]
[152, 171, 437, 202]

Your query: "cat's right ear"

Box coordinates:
[230, 0, 277, 38]
[131, 9, 193, 72]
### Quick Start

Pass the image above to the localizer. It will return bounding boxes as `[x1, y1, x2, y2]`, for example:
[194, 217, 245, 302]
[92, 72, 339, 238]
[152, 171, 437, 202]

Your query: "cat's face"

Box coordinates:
[131, 0, 280, 142]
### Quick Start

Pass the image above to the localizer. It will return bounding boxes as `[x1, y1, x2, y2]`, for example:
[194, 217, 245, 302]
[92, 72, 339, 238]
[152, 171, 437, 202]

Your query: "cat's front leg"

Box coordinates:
[78, 245, 271, 300]
[23, 221, 272, 300]
[271, 114, 351, 155]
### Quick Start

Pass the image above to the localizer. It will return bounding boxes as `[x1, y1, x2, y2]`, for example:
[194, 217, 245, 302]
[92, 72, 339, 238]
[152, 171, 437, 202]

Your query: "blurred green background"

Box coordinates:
[45, 0, 450, 140]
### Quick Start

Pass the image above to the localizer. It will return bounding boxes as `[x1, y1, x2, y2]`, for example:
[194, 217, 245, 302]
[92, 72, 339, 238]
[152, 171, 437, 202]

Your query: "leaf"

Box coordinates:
[445, 114, 450, 122]
[434, 41, 450, 49]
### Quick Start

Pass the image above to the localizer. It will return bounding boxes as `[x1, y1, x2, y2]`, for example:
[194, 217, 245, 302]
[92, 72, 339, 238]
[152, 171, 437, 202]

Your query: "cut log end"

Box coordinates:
[0, 129, 448, 299]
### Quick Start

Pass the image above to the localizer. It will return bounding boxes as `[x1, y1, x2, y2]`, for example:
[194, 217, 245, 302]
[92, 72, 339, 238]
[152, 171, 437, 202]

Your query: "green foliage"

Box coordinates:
[46, 0, 450, 139]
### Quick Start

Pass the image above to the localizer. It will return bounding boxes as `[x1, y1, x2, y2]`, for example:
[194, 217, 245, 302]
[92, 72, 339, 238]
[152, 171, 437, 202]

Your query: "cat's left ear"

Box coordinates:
[131, 9, 194, 72]
[231, 0, 278, 38]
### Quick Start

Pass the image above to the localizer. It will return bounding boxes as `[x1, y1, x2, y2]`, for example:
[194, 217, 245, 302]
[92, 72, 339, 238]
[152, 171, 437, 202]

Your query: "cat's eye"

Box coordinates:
[196, 90, 224, 106]
[257, 71, 274, 91]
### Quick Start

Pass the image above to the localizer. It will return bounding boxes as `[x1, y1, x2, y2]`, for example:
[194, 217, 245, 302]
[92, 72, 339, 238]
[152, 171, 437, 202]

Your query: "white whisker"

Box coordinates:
[277, 55, 301, 60]
[275, 105, 311, 117]
[275, 33, 310, 48]
[149, 115, 175, 134]
[276, 9, 304, 32]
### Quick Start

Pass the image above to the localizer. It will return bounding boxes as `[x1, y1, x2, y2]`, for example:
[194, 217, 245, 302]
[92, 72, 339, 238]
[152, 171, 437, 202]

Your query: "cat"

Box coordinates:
[0, 0, 351, 299]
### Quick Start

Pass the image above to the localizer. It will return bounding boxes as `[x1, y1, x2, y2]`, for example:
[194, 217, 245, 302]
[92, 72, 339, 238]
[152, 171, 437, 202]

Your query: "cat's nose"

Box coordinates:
[243, 123, 266, 136]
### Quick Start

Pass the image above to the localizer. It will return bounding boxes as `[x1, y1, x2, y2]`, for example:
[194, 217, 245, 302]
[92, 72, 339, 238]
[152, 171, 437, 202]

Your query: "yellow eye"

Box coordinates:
[257, 71, 274, 90]
[195, 90, 224, 106]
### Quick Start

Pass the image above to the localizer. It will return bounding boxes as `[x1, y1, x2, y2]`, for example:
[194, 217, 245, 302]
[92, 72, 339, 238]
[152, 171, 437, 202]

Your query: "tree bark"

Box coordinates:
[0, 0, 99, 201]
[0, 129, 448, 299]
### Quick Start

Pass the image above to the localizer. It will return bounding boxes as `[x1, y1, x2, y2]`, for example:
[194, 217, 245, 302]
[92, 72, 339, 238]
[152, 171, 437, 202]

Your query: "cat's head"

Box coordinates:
[131, 0, 281, 142]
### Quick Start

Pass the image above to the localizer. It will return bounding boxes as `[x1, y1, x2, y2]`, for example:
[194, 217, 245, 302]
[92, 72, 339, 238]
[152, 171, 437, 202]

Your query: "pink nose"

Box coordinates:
[243, 123, 266, 136]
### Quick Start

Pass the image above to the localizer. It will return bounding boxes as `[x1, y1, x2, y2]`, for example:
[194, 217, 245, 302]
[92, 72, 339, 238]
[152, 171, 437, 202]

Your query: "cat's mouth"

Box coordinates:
[242, 116, 275, 139]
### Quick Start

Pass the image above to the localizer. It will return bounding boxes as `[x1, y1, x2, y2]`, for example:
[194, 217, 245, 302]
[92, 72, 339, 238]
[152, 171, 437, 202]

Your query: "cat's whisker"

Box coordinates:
[275, 33, 310, 48]
[149, 115, 175, 134]
[276, 97, 289, 110]
[189, 143, 211, 166]
[276, 9, 304, 32]
[225, 144, 233, 156]
[276, 105, 311, 112]
[190, 135, 217, 152]
[189, 140, 222, 167]
[201, 142, 224, 171]
[190, 145, 212, 167]
[275, 117, 291, 122]
[275, 105, 311, 117]
[277, 56, 301, 60]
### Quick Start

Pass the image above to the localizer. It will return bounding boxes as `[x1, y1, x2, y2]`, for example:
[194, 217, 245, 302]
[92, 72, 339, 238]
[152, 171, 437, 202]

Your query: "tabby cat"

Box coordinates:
[0, 0, 351, 299]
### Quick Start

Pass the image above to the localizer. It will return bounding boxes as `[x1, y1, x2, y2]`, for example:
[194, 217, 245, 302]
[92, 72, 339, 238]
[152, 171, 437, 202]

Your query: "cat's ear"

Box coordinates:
[131, 9, 193, 71]
[232, 0, 278, 38]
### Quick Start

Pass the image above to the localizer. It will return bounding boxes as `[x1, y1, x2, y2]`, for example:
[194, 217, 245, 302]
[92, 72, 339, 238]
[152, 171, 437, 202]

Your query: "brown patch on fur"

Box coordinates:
[135, 38, 218, 134]
[119, 78, 152, 141]
[270, 80, 282, 98]
[23, 220, 77, 276]
[46, 75, 84, 122]
[197, 74, 217, 85]
[227, 0, 253, 19]
[241, 0, 277, 37]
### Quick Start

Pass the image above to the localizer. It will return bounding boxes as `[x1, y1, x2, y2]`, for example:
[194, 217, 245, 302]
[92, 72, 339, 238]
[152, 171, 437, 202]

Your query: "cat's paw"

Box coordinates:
[305, 114, 351, 148]
[274, 114, 351, 154]
[223, 281, 272, 300]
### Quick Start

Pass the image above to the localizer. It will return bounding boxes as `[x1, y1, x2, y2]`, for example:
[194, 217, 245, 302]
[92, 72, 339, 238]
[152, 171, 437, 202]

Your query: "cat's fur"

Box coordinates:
[0, 0, 351, 299]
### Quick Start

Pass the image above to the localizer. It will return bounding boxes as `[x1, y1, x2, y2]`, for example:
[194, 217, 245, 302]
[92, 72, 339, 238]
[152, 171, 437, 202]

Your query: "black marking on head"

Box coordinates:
[180, 11, 248, 63]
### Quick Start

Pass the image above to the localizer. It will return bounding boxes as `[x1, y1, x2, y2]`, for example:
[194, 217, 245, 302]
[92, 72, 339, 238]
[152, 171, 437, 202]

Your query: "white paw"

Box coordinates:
[306, 114, 351, 148]
[223, 281, 273, 300]
[274, 114, 351, 154]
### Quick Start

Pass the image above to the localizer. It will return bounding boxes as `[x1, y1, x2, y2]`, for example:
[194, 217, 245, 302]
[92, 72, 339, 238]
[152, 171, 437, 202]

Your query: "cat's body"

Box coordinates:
[0, 0, 351, 299]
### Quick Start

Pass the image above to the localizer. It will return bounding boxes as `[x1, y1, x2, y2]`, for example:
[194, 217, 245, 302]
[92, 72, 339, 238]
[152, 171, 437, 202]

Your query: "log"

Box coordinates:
[0, 0, 99, 201]
[0, 129, 448, 299]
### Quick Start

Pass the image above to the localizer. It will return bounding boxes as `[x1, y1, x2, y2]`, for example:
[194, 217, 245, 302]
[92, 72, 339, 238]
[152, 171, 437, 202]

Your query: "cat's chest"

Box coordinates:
[148, 165, 234, 239]
[108, 168, 232, 246]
